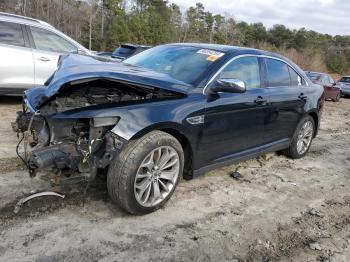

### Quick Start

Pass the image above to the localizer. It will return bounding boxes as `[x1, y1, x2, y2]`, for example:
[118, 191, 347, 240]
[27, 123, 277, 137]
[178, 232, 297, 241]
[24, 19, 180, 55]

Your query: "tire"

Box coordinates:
[107, 131, 184, 215]
[283, 115, 315, 159]
[333, 93, 340, 102]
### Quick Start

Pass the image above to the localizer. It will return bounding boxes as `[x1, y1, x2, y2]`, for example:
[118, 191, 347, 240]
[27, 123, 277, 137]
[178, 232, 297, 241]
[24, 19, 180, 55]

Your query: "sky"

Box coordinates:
[170, 0, 350, 36]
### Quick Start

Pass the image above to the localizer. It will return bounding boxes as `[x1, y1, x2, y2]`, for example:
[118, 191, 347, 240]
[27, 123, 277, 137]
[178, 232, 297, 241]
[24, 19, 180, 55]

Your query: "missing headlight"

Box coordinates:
[90, 117, 119, 128]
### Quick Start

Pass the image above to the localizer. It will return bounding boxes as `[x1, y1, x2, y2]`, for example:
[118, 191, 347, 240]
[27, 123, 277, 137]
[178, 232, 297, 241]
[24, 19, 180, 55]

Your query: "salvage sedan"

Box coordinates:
[13, 44, 324, 214]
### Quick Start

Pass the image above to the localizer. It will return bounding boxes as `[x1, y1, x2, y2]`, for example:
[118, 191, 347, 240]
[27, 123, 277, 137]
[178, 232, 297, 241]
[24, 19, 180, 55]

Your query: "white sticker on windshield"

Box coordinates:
[197, 49, 224, 57]
[197, 49, 224, 61]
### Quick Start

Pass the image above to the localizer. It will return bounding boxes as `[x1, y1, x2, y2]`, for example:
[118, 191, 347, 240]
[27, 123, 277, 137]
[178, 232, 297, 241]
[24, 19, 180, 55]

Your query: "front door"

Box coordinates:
[198, 56, 268, 167]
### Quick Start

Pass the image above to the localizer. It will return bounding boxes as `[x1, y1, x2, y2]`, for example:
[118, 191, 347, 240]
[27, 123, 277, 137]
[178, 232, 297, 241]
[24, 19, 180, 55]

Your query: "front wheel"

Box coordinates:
[107, 131, 184, 215]
[283, 115, 315, 159]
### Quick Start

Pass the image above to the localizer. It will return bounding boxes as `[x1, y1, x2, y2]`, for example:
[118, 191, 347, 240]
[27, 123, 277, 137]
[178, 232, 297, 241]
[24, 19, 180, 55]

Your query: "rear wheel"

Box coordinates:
[107, 131, 184, 214]
[333, 93, 340, 102]
[283, 115, 315, 159]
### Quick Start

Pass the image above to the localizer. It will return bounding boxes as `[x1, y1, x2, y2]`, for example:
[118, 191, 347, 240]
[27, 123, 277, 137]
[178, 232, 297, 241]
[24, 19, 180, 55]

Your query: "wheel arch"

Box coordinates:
[159, 128, 194, 179]
[307, 110, 319, 137]
[129, 122, 195, 179]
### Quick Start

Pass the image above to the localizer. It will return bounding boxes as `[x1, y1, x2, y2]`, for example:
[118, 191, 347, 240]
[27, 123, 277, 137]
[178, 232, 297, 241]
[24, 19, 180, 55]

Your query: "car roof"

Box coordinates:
[167, 43, 291, 59]
[0, 12, 53, 28]
[167, 43, 253, 52]
[163, 43, 312, 87]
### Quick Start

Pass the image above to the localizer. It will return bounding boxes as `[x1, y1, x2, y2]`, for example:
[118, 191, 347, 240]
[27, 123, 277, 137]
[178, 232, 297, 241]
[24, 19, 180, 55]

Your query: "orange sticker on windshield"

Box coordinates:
[207, 55, 220, 61]
[197, 49, 224, 62]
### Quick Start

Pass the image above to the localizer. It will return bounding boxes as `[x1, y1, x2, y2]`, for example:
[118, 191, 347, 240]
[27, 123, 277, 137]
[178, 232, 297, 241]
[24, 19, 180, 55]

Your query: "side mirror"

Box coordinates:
[209, 78, 246, 94]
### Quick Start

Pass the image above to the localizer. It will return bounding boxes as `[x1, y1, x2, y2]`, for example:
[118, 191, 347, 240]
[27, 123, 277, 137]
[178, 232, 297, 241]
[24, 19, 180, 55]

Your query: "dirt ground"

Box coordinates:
[0, 96, 349, 262]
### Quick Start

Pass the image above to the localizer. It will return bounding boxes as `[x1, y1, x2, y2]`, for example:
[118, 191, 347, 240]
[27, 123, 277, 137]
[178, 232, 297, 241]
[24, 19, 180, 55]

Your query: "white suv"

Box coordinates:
[0, 12, 92, 95]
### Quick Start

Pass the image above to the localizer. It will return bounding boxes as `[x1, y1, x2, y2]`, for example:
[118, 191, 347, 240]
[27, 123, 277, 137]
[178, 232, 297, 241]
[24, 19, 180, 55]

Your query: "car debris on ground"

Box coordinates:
[13, 191, 65, 214]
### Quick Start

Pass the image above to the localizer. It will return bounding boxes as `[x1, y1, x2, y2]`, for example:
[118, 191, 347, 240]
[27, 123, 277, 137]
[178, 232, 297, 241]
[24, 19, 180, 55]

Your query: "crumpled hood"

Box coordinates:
[25, 54, 191, 109]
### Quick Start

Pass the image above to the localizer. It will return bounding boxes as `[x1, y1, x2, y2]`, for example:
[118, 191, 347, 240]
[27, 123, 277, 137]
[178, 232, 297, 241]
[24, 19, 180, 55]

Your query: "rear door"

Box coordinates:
[0, 20, 34, 92]
[263, 58, 307, 143]
[199, 56, 268, 167]
[27, 26, 79, 85]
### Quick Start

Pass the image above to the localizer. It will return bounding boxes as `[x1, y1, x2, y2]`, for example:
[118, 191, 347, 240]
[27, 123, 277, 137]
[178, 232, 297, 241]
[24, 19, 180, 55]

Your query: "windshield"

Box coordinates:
[339, 77, 350, 83]
[306, 72, 321, 81]
[124, 45, 225, 85]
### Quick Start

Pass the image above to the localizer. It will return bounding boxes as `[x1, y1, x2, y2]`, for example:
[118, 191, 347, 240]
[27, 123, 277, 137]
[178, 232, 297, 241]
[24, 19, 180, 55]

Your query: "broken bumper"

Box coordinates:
[12, 107, 125, 180]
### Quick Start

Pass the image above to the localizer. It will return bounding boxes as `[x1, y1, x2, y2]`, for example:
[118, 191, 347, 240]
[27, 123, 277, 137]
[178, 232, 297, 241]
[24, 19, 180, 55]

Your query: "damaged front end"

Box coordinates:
[12, 54, 188, 184]
[13, 99, 125, 181]
[12, 78, 182, 182]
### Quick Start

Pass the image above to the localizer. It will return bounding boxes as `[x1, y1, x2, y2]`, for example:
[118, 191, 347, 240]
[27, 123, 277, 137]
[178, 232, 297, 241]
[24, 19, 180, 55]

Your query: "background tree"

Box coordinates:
[169, 3, 183, 42]
[0, 0, 349, 74]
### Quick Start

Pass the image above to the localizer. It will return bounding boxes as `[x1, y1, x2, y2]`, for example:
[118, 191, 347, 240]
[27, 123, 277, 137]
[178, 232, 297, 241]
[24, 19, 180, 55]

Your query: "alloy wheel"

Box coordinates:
[296, 120, 314, 155]
[134, 146, 180, 207]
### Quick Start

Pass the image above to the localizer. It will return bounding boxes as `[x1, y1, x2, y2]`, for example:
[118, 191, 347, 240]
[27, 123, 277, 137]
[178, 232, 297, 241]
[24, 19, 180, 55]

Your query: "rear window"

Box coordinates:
[339, 77, 350, 83]
[0, 21, 25, 47]
[324, 75, 334, 85]
[113, 46, 136, 58]
[265, 58, 290, 87]
[306, 72, 321, 81]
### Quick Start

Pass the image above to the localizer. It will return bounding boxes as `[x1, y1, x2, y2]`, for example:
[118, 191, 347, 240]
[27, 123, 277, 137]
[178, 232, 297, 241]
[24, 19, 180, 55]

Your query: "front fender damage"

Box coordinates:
[13, 77, 184, 183]
[13, 111, 126, 181]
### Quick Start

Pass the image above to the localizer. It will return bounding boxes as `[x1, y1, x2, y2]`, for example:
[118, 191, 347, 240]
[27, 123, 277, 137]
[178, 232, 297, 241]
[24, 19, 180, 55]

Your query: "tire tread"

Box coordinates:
[107, 131, 183, 214]
[283, 115, 315, 159]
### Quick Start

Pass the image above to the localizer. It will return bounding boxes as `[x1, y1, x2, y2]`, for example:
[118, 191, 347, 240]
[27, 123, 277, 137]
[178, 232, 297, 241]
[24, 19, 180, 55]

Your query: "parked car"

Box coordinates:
[0, 12, 92, 95]
[305, 71, 341, 102]
[95, 51, 113, 58]
[97, 44, 151, 60]
[13, 44, 324, 214]
[338, 75, 350, 97]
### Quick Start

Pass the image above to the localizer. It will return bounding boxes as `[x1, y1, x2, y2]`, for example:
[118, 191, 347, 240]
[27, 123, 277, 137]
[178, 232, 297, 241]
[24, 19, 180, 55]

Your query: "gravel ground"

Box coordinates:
[0, 97, 349, 262]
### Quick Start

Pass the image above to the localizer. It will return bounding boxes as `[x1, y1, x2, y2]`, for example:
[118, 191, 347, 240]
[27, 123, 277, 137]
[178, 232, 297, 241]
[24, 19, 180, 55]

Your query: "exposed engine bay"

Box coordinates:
[40, 78, 179, 114]
[12, 78, 181, 181]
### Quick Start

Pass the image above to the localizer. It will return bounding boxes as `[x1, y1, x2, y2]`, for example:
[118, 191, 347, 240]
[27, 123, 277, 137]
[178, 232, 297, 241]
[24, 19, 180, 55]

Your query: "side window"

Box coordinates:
[218, 56, 260, 89]
[265, 58, 290, 87]
[0, 21, 25, 47]
[30, 26, 77, 53]
[319, 76, 325, 84]
[323, 76, 331, 85]
[328, 75, 335, 85]
[289, 67, 302, 86]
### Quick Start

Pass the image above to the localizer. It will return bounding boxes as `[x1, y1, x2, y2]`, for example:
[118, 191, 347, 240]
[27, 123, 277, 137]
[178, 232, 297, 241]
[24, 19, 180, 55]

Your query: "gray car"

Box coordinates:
[0, 12, 92, 95]
[338, 75, 350, 97]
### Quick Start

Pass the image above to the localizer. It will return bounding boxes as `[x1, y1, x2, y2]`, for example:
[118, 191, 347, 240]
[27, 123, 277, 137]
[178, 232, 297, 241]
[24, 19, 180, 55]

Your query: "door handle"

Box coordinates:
[254, 96, 267, 104]
[298, 93, 308, 100]
[38, 57, 50, 62]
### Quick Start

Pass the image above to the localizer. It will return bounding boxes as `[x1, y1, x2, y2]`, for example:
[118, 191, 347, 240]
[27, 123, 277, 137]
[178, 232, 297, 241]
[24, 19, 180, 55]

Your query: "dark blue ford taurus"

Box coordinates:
[14, 43, 325, 214]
